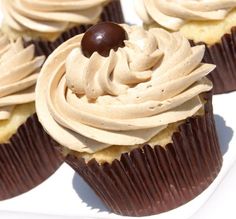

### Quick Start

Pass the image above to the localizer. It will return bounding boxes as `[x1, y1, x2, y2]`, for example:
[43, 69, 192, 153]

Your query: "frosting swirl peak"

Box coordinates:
[66, 26, 161, 100]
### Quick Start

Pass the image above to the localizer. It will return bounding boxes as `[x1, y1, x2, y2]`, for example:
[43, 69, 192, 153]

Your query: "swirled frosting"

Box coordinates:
[0, 33, 45, 121]
[36, 24, 215, 154]
[135, 0, 236, 31]
[1, 0, 110, 34]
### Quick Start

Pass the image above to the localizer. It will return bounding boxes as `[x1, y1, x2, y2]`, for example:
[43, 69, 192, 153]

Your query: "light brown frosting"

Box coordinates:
[0, 33, 45, 120]
[135, 0, 236, 31]
[1, 0, 110, 33]
[36, 25, 215, 153]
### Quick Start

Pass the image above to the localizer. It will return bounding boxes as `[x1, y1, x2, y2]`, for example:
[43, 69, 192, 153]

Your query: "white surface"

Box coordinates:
[1, 1, 236, 219]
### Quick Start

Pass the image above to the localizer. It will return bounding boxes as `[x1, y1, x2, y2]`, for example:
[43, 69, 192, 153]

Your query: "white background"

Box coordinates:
[1, 1, 236, 219]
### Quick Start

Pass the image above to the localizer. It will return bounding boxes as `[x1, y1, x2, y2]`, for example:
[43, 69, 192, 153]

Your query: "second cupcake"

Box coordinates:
[0, 33, 63, 200]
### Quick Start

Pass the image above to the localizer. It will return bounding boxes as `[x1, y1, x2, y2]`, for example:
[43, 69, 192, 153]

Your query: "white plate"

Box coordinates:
[1, 1, 236, 219]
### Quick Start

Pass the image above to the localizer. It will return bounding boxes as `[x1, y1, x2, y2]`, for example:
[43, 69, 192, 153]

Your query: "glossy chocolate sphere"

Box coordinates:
[81, 22, 127, 57]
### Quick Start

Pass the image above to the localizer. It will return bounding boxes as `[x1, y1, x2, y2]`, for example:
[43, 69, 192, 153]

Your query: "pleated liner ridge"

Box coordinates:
[0, 114, 63, 200]
[65, 92, 223, 217]
[191, 27, 236, 94]
[24, 0, 124, 58]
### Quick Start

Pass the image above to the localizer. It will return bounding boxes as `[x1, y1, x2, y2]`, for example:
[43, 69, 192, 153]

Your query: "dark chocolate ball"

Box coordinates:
[81, 22, 127, 58]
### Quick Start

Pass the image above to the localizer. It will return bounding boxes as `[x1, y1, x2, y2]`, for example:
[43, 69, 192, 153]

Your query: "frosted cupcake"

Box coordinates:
[1, 0, 124, 56]
[0, 33, 63, 200]
[36, 22, 222, 216]
[135, 0, 236, 94]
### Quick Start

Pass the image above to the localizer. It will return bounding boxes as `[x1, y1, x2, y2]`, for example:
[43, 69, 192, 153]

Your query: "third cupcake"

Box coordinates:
[135, 0, 236, 94]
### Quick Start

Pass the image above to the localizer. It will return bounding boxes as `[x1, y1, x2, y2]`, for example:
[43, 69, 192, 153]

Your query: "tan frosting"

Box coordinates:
[0, 33, 45, 121]
[36, 25, 215, 154]
[135, 0, 236, 31]
[1, 0, 110, 34]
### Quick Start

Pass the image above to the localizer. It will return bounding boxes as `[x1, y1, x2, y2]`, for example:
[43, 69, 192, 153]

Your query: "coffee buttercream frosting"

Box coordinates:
[2, 0, 109, 33]
[36, 25, 215, 153]
[0, 33, 45, 120]
[135, 0, 236, 31]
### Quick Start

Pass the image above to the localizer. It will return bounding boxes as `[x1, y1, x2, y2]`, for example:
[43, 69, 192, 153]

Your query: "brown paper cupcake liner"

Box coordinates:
[101, 0, 124, 24]
[191, 27, 236, 94]
[65, 93, 223, 216]
[24, 0, 124, 58]
[0, 113, 63, 201]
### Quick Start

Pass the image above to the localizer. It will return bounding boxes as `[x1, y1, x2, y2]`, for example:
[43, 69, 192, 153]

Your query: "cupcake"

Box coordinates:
[1, 0, 124, 56]
[135, 0, 236, 94]
[0, 33, 63, 200]
[36, 22, 222, 216]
